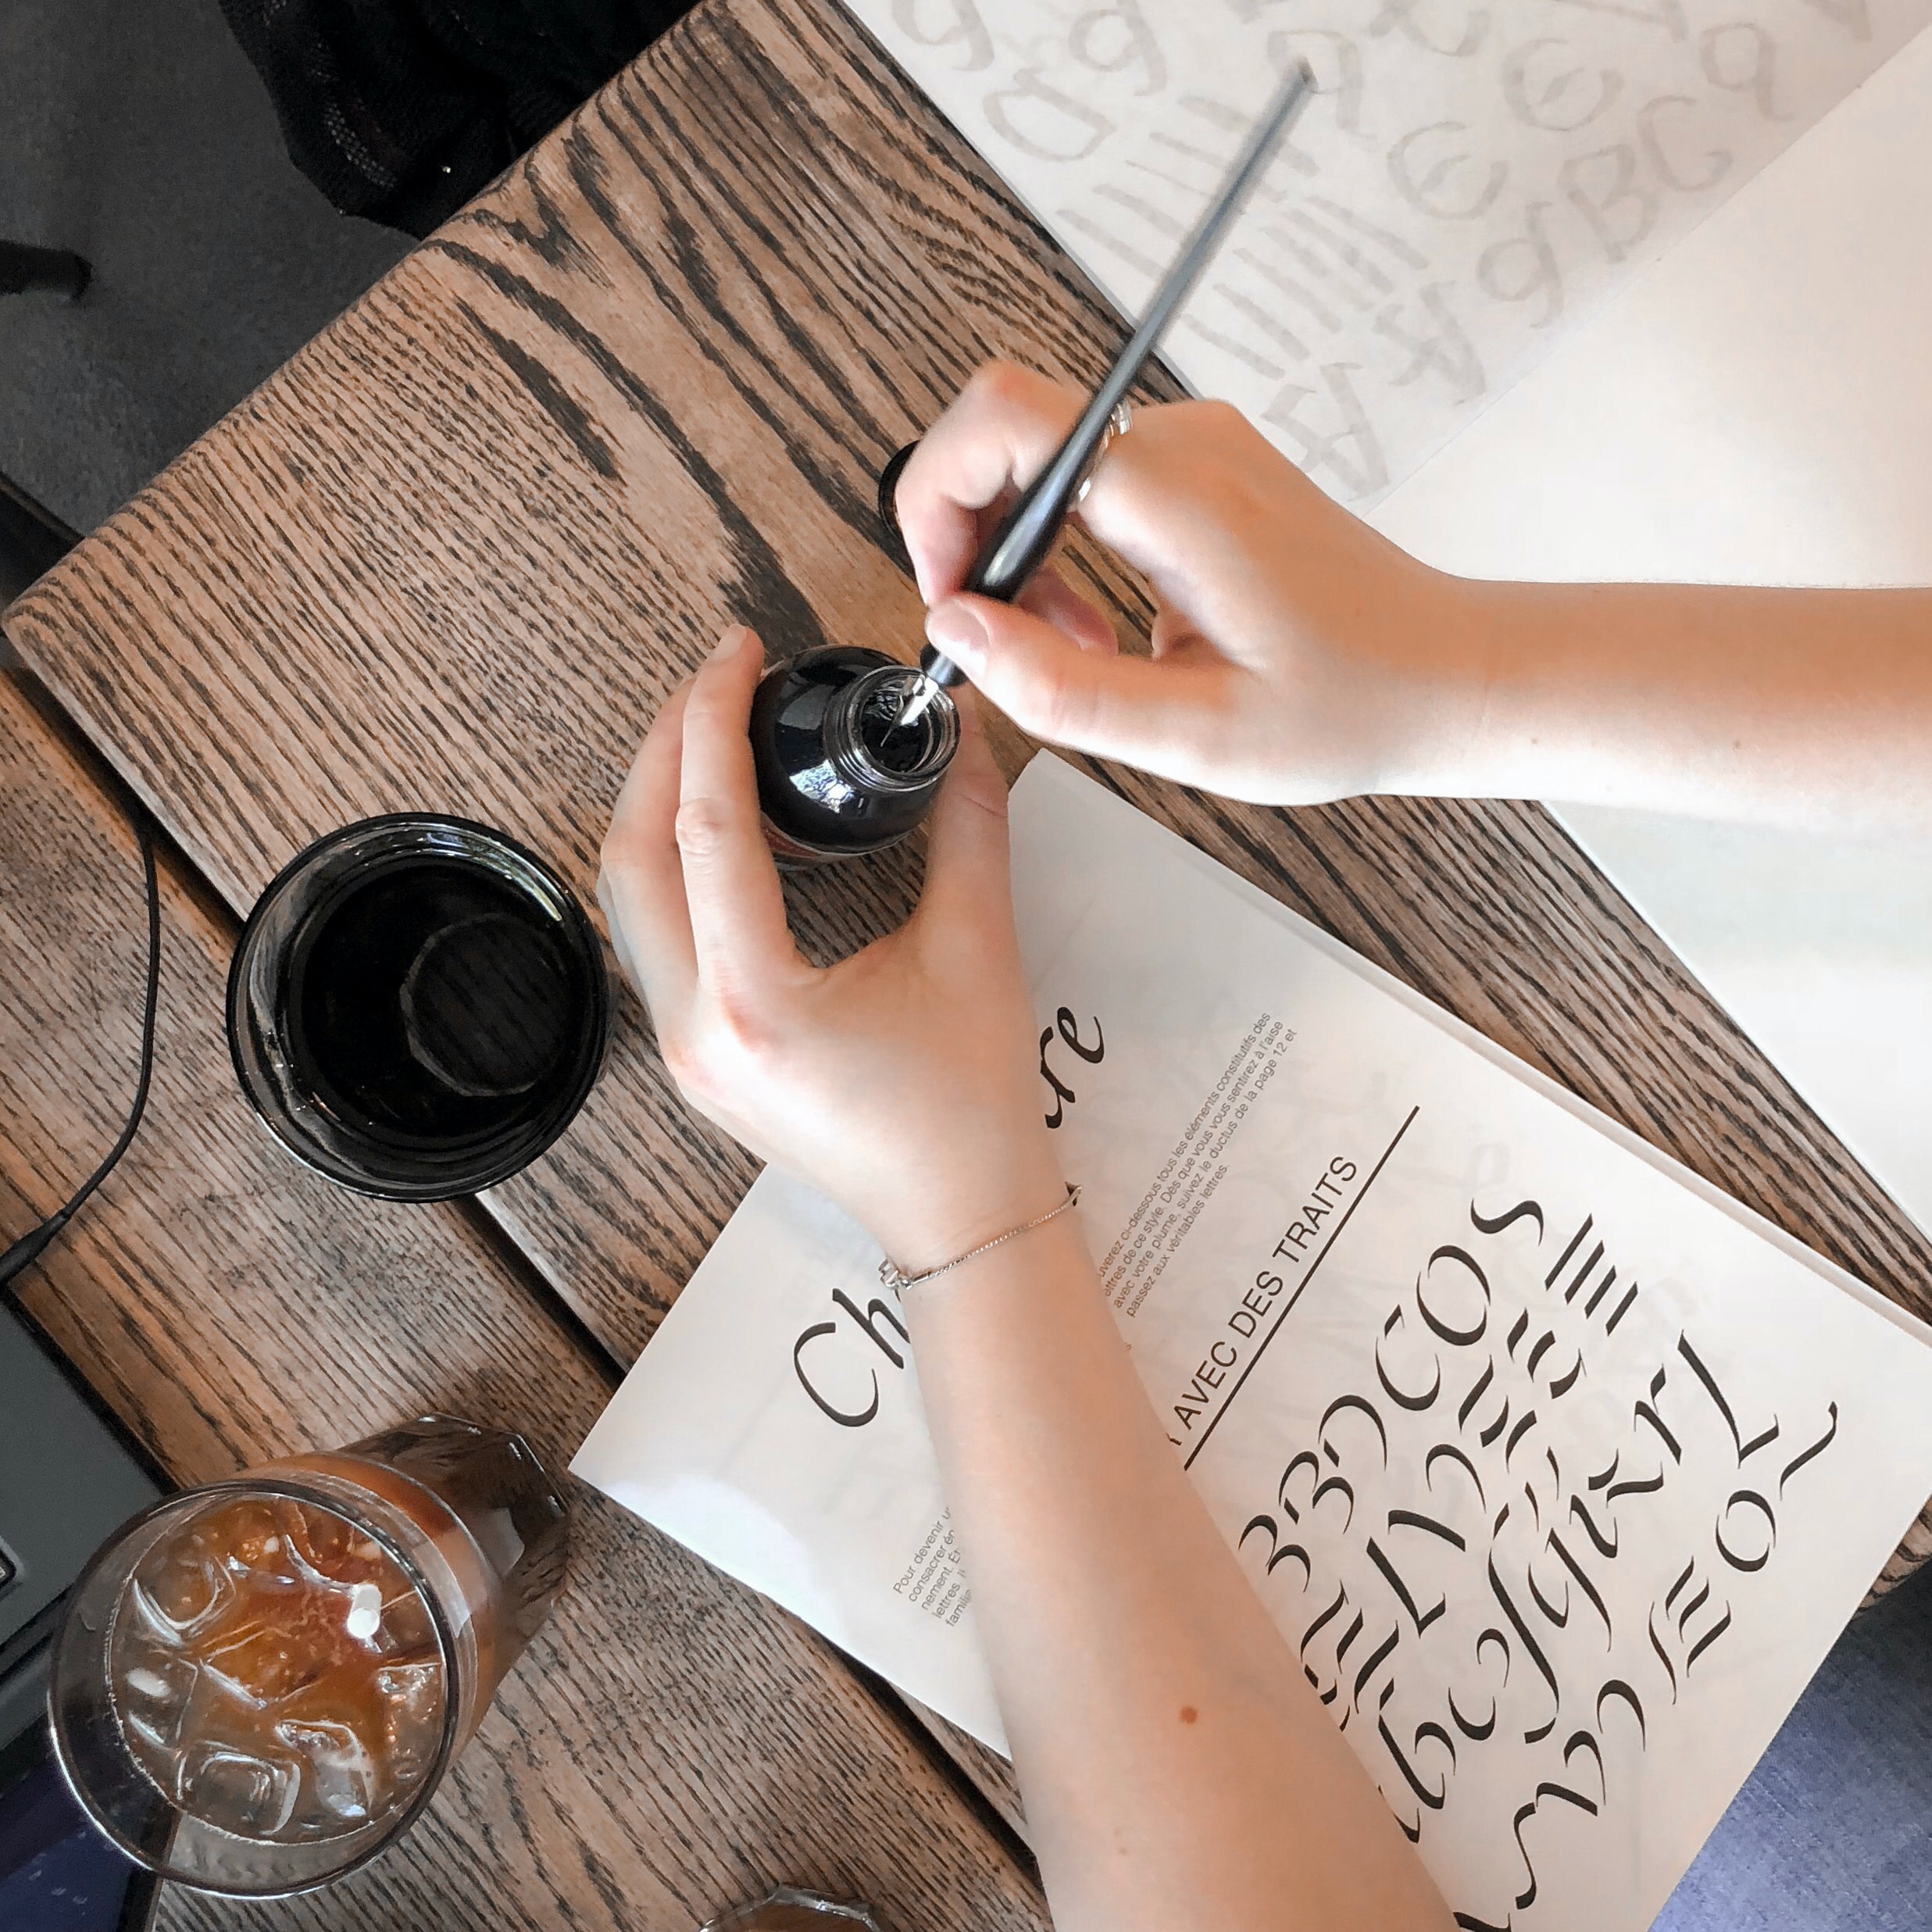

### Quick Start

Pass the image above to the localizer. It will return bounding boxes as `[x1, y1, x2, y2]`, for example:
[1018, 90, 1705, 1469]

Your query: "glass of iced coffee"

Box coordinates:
[48, 1416, 568, 1896]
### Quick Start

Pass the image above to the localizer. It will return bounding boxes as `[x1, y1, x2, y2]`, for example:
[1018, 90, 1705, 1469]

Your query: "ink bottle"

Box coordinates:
[749, 645, 959, 866]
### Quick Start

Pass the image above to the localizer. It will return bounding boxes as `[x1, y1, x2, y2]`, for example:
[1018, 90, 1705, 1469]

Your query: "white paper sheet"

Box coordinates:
[577, 756, 1932, 1930]
[1350, 20, 1932, 1243]
[837, 0, 1931, 505]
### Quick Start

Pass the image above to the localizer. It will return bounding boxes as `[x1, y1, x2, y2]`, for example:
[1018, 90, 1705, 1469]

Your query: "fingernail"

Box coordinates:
[926, 600, 987, 670]
[712, 626, 751, 662]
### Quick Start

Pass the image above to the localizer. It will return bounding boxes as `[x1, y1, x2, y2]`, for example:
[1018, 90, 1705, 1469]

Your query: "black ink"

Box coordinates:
[1370, 1537, 1447, 1635]
[1320, 1394, 1391, 1468]
[1545, 1213, 1593, 1288]
[1779, 1402, 1840, 1493]
[1715, 1490, 1777, 1573]
[1509, 1779, 1599, 1911]
[1470, 1196, 1545, 1241]
[1039, 1009, 1105, 1129]
[1569, 1493, 1618, 1560]
[791, 1323, 880, 1429]
[1678, 1334, 1780, 1462]
[1039, 1030, 1077, 1130]
[1353, 1623, 1402, 1707]
[750, 646, 959, 866]
[1238, 1513, 1312, 1584]
[1056, 1008, 1105, 1061]
[1595, 1680, 1646, 1746]
[830, 1289, 909, 1369]
[1427, 1441, 1487, 1507]
[1488, 1557, 1562, 1742]
[1548, 1531, 1612, 1644]
[1418, 1244, 1491, 1345]
[1458, 1359, 1496, 1427]
[1379, 1323, 1443, 1412]
[1389, 1508, 1466, 1551]
[1187, 1107, 1420, 1468]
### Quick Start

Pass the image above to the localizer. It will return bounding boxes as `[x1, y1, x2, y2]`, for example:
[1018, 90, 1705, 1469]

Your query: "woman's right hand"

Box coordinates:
[894, 361, 1487, 806]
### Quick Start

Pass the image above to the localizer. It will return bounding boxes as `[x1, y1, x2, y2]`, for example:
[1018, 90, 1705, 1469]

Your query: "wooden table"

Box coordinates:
[5, 0, 1930, 1922]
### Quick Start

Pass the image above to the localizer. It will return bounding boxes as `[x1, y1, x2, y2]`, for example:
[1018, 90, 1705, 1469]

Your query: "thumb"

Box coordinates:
[925, 594, 1234, 777]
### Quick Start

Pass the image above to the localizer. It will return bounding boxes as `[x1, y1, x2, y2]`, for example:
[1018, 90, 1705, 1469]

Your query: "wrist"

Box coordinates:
[1362, 566, 1514, 799]
[865, 1129, 1070, 1279]
[880, 1182, 1083, 1293]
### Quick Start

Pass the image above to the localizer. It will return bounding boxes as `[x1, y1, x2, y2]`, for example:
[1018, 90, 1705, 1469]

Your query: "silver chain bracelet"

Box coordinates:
[877, 1186, 1083, 1297]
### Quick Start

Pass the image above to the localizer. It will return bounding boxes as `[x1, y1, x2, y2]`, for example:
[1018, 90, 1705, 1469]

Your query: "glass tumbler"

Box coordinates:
[227, 814, 610, 1201]
[702, 1889, 885, 1932]
[48, 1416, 568, 1897]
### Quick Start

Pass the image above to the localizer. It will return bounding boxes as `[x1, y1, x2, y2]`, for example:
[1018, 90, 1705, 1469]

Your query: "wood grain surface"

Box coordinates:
[0, 671, 1041, 1928]
[6, 0, 1931, 1841]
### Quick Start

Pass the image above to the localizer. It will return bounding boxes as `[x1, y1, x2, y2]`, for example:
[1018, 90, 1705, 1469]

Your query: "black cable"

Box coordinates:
[0, 803, 162, 1287]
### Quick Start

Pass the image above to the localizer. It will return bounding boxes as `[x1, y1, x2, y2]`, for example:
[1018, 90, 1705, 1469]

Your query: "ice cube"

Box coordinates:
[118, 1652, 199, 1752]
[201, 1615, 330, 1707]
[373, 1584, 434, 1658]
[373, 1655, 445, 1793]
[274, 1500, 362, 1584]
[213, 1500, 302, 1585]
[127, 1548, 230, 1639]
[175, 1738, 301, 1837]
[273, 1717, 379, 1823]
[375, 1655, 443, 1740]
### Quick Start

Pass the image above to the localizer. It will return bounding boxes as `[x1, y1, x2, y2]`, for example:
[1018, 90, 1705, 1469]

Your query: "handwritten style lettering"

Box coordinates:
[888, 0, 992, 70]
[1069, 0, 1169, 93]
[1041, 1006, 1107, 1129]
[1699, 20, 1789, 120]
[1228, 1185, 1841, 1920]
[984, 67, 1114, 159]
[1264, 364, 1391, 497]
[1502, 37, 1624, 132]
[792, 1290, 911, 1429]
[1560, 143, 1659, 262]
[870, 0, 1905, 513]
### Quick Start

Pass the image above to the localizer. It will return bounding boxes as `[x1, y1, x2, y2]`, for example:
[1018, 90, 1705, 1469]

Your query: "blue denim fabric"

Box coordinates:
[1655, 1562, 1932, 1930]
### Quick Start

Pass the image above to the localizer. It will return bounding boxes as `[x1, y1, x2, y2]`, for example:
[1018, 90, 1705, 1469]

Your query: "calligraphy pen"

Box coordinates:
[895, 56, 1317, 729]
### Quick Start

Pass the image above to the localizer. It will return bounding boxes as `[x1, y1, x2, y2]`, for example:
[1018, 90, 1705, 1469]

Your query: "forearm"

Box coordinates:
[904, 1212, 1449, 1932]
[1416, 576, 1932, 830]
[601, 622, 1441, 1919]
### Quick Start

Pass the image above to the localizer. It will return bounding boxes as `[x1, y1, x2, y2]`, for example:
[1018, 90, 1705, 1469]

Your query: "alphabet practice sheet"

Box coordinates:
[841, 0, 1932, 502]
[575, 755, 1932, 1932]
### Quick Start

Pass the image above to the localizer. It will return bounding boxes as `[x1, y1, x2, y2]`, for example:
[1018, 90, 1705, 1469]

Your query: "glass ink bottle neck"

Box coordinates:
[824, 664, 959, 795]
[748, 647, 959, 868]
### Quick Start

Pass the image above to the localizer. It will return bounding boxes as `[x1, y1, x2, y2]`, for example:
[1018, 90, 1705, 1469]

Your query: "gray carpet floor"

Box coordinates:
[1, 0, 410, 534]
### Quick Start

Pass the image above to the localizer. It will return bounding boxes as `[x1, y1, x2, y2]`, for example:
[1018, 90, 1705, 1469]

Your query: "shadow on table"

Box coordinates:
[1657, 1562, 1932, 1930]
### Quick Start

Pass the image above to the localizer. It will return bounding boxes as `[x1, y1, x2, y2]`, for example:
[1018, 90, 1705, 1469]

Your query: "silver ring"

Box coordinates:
[1076, 400, 1133, 505]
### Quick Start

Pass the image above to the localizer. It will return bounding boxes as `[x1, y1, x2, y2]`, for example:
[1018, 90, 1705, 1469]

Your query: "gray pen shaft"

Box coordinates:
[916, 55, 1316, 695]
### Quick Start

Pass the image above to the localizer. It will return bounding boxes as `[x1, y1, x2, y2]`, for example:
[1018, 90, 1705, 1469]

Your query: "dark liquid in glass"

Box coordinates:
[285, 859, 591, 1150]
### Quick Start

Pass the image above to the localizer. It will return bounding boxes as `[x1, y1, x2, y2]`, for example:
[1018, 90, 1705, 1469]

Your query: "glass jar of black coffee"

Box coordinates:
[227, 816, 609, 1200]
[749, 646, 960, 866]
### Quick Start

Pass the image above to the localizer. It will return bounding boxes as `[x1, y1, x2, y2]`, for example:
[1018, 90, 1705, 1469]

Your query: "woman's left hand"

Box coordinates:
[598, 625, 1067, 1276]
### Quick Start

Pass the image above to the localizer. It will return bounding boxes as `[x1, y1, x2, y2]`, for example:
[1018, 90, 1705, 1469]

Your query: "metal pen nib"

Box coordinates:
[894, 669, 945, 730]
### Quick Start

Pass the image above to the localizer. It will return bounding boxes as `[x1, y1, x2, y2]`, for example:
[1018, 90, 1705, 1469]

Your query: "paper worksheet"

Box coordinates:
[577, 755, 1932, 1932]
[837, 0, 1931, 505]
